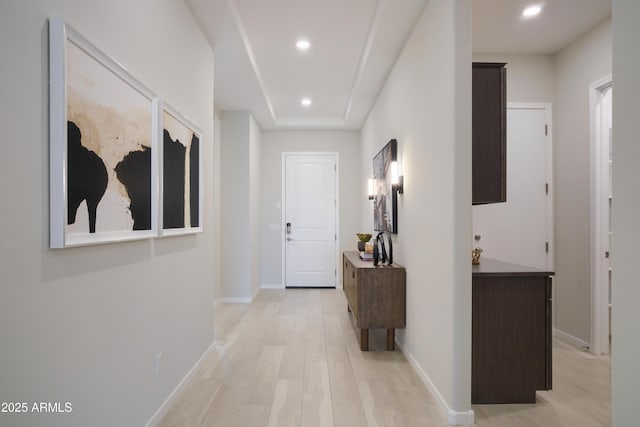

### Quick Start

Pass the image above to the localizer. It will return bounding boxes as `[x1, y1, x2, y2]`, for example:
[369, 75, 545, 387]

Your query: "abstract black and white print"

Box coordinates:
[65, 39, 153, 236]
[373, 139, 397, 233]
[162, 109, 201, 233]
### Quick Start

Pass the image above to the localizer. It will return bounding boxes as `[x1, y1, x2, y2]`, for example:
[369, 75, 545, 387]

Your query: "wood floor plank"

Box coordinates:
[159, 290, 611, 427]
[267, 379, 304, 427]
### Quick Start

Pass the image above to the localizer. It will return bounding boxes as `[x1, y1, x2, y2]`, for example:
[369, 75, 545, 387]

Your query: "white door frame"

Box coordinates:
[281, 152, 340, 288]
[589, 75, 613, 355]
[507, 103, 555, 271]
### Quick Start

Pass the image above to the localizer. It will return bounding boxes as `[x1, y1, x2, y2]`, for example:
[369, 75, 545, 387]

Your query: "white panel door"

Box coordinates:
[284, 154, 337, 287]
[472, 106, 551, 269]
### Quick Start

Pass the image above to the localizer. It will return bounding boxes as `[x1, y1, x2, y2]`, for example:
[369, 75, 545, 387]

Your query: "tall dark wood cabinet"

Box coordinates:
[473, 62, 507, 205]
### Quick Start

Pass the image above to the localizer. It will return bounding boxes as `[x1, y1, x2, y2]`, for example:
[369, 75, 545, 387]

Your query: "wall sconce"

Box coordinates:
[368, 178, 375, 200]
[391, 161, 404, 194]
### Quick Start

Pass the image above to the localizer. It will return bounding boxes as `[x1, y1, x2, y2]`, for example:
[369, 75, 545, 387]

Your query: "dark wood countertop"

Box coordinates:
[472, 258, 554, 277]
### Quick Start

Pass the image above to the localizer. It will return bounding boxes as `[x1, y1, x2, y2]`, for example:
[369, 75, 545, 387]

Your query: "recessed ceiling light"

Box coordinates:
[522, 5, 542, 18]
[301, 97, 312, 107]
[296, 39, 311, 51]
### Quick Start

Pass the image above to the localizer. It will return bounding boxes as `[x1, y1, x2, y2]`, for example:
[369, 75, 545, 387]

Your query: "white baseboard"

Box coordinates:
[261, 283, 285, 289]
[553, 328, 591, 350]
[396, 340, 475, 425]
[447, 409, 475, 425]
[216, 288, 261, 305]
[145, 341, 216, 427]
[216, 297, 252, 304]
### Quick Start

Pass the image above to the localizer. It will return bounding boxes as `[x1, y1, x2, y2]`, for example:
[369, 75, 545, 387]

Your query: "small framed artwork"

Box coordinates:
[155, 100, 203, 236]
[49, 17, 158, 248]
[373, 139, 397, 233]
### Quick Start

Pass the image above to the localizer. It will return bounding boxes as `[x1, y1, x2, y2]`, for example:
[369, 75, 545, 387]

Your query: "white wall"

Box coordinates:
[220, 111, 261, 300]
[260, 131, 360, 288]
[213, 105, 222, 303]
[249, 116, 262, 297]
[612, 0, 640, 424]
[0, 1, 216, 426]
[554, 18, 612, 344]
[360, 0, 473, 422]
[472, 54, 555, 103]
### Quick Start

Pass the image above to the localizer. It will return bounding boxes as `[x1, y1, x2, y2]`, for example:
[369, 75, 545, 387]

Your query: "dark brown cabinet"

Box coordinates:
[472, 258, 553, 404]
[473, 62, 507, 205]
[343, 252, 406, 351]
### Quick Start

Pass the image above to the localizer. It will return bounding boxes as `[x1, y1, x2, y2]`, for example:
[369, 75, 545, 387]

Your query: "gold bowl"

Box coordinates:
[357, 233, 372, 242]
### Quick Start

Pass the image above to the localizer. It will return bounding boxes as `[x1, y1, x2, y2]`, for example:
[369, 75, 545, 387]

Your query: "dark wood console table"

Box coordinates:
[472, 258, 554, 403]
[342, 251, 406, 351]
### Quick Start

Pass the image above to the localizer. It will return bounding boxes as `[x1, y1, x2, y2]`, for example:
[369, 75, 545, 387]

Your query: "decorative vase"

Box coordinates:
[472, 247, 483, 265]
[356, 233, 372, 251]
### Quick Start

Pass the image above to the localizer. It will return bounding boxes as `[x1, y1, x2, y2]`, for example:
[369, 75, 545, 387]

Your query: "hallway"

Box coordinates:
[158, 289, 610, 426]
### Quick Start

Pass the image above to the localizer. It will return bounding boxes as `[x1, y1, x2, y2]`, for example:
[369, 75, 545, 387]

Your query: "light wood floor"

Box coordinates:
[158, 289, 611, 426]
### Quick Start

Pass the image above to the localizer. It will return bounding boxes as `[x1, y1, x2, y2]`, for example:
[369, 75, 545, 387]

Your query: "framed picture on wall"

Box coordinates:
[49, 17, 158, 248]
[155, 99, 203, 236]
[373, 139, 398, 233]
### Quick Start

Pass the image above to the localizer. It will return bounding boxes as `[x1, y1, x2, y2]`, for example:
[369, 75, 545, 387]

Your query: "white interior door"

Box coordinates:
[284, 154, 337, 287]
[472, 105, 553, 270]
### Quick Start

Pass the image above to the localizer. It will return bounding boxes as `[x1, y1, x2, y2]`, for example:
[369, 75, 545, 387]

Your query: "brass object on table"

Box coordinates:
[472, 247, 483, 265]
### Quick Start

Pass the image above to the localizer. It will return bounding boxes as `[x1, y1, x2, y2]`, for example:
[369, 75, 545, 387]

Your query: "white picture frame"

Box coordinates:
[155, 99, 204, 237]
[49, 17, 159, 248]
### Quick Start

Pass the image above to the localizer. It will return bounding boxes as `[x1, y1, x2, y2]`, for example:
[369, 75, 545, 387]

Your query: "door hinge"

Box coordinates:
[545, 242, 549, 253]
[545, 183, 549, 195]
[334, 164, 337, 171]
[335, 234, 337, 241]
[335, 269, 337, 276]
[545, 124, 548, 136]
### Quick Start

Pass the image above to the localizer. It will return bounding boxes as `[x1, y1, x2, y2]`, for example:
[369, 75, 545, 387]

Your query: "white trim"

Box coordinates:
[216, 297, 252, 304]
[281, 152, 340, 289]
[261, 283, 285, 289]
[342, 0, 385, 120]
[589, 75, 613, 355]
[396, 341, 474, 425]
[280, 152, 287, 288]
[225, 0, 277, 123]
[144, 341, 217, 427]
[507, 103, 555, 271]
[251, 286, 261, 301]
[553, 328, 591, 350]
[334, 154, 341, 289]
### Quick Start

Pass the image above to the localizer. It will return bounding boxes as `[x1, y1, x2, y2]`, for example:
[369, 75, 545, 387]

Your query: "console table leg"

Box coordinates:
[387, 329, 395, 351]
[360, 329, 369, 351]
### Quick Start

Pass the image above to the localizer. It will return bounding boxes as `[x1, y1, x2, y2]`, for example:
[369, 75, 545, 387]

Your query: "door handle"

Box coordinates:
[287, 237, 295, 241]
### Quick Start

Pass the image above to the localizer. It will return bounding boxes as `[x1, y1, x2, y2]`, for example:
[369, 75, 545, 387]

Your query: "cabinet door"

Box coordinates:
[472, 62, 506, 204]
[342, 256, 357, 314]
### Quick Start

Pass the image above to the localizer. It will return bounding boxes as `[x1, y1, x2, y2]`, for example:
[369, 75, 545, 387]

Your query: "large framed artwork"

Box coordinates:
[155, 100, 203, 236]
[49, 18, 158, 248]
[373, 139, 397, 233]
